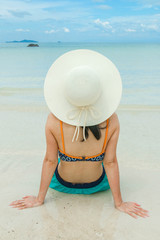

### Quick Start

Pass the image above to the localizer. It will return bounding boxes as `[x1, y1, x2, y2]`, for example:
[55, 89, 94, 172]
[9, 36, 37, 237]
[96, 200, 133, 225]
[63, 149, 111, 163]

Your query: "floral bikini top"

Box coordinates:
[58, 119, 109, 162]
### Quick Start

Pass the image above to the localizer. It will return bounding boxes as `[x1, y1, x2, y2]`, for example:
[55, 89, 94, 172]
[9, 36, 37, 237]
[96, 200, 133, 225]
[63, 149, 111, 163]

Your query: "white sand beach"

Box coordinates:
[0, 104, 160, 240]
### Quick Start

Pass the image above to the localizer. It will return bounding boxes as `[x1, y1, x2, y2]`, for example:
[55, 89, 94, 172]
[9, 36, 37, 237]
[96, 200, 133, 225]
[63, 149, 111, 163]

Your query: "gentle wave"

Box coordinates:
[0, 87, 43, 92]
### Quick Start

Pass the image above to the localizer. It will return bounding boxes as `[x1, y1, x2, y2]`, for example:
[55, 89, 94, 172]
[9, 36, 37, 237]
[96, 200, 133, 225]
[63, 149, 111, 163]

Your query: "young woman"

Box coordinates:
[9, 49, 149, 219]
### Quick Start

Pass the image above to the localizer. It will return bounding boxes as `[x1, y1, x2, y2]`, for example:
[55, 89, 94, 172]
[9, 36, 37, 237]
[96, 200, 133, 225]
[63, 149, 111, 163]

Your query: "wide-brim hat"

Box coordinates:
[44, 49, 122, 130]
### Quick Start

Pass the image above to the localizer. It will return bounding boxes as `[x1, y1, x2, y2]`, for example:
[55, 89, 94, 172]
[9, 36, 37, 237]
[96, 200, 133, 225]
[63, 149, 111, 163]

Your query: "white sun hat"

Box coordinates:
[44, 49, 122, 142]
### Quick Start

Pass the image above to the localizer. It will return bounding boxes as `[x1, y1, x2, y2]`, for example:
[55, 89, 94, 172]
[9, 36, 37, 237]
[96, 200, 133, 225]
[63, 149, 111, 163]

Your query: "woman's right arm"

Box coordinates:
[103, 114, 149, 219]
[103, 114, 123, 207]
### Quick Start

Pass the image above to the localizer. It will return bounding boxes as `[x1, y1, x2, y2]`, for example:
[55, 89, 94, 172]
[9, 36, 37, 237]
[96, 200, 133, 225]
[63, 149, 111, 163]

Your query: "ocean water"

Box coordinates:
[0, 42, 160, 106]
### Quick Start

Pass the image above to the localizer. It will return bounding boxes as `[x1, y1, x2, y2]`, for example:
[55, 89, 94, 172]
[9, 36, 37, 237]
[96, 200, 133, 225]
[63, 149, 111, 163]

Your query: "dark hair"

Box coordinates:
[80, 124, 107, 142]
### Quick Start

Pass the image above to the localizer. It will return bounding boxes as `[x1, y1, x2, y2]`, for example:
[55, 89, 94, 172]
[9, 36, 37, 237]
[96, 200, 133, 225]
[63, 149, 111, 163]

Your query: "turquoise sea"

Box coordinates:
[0, 42, 160, 106]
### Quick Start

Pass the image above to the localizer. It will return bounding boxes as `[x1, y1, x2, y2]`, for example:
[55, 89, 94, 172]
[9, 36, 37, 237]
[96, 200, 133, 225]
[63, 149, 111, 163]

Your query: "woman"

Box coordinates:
[9, 49, 149, 219]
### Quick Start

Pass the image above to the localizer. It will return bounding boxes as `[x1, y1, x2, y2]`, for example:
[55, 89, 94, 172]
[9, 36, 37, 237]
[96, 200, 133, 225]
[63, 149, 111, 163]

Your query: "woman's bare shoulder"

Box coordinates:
[108, 112, 120, 135]
[45, 112, 60, 130]
[109, 113, 119, 127]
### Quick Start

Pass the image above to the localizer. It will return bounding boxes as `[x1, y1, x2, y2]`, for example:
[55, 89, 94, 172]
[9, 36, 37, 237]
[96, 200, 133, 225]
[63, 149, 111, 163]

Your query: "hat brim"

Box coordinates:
[44, 49, 122, 126]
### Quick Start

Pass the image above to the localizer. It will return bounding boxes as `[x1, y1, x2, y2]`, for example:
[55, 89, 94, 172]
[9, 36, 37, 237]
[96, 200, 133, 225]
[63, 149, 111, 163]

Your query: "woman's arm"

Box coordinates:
[37, 115, 58, 203]
[36, 160, 57, 203]
[104, 157, 122, 207]
[103, 114, 149, 219]
[9, 114, 59, 210]
[103, 115, 123, 207]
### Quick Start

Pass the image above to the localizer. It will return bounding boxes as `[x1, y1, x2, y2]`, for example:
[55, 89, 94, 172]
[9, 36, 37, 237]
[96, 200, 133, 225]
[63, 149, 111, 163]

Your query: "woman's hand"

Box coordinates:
[9, 195, 44, 210]
[115, 201, 149, 219]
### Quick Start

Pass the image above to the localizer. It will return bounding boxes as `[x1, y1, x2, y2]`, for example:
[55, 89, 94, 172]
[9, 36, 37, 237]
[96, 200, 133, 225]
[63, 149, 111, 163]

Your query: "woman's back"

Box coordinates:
[49, 112, 118, 183]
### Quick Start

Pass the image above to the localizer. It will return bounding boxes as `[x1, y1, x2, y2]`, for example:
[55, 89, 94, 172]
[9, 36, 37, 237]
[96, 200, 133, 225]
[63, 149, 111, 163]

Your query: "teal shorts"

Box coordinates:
[49, 157, 110, 194]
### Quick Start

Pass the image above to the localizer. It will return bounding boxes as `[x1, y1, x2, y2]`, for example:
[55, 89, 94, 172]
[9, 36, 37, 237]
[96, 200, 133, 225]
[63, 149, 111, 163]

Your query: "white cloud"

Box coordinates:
[45, 27, 70, 34]
[125, 28, 136, 32]
[16, 28, 30, 32]
[140, 23, 159, 31]
[108, 14, 160, 33]
[129, 0, 160, 10]
[94, 18, 114, 33]
[45, 29, 56, 34]
[94, 18, 112, 28]
[97, 5, 112, 10]
[93, 14, 160, 34]
[63, 27, 70, 32]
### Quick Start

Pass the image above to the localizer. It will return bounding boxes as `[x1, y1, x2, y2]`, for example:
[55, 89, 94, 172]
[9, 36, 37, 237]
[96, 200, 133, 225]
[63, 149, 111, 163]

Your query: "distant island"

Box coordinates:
[6, 39, 38, 43]
[27, 43, 39, 47]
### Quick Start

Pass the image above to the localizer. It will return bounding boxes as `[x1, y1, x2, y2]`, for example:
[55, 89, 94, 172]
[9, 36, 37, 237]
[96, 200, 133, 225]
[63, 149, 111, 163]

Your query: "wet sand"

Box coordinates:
[0, 104, 160, 240]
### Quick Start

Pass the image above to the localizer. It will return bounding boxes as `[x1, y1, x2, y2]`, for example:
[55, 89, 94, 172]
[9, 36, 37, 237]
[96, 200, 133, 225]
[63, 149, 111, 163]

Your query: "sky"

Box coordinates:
[0, 0, 160, 42]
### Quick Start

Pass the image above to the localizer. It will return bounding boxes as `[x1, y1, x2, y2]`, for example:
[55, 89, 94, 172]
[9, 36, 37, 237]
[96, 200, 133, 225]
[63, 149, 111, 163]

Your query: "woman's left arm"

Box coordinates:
[9, 114, 58, 210]
[36, 115, 58, 204]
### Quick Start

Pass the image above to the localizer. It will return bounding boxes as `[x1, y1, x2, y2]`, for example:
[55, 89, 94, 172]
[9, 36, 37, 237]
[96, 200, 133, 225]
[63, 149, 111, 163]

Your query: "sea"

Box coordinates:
[0, 42, 160, 107]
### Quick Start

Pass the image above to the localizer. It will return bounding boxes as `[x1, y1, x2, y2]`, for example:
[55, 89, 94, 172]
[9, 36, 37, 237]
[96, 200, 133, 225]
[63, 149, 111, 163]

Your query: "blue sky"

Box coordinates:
[0, 0, 160, 42]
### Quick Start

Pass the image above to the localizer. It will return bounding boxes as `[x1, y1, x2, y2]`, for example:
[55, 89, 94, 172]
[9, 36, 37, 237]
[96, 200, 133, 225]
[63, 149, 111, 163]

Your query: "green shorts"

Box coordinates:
[49, 157, 110, 194]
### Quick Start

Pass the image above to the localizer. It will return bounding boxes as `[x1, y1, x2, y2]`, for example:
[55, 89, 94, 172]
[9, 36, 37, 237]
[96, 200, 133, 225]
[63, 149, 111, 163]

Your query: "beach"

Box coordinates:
[0, 42, 160, 239]
[0, 103, 160, 240]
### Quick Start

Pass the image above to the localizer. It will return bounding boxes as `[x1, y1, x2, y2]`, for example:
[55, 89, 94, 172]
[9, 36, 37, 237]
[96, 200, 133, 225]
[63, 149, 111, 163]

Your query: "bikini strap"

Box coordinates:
[101, 118, 109, 153]
[60, 120, 65, 153]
